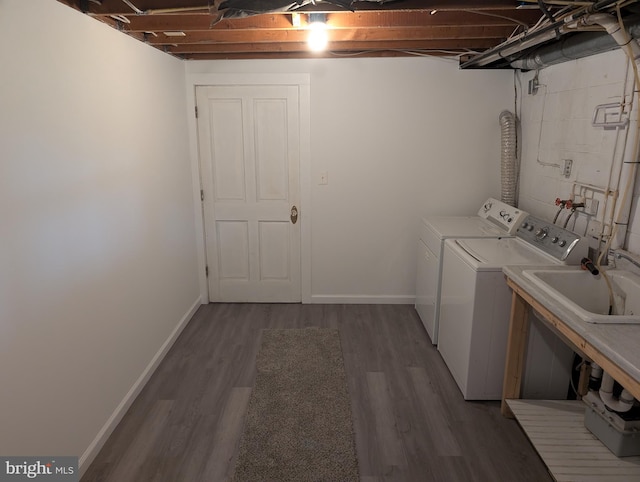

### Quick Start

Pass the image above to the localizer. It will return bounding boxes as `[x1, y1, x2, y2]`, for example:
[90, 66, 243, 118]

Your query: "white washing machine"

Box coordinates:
[437, 215, 588, 400]
[415, 198, 528, 344]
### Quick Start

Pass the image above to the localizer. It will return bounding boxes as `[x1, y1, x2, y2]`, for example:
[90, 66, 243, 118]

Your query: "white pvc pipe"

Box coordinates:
[611, 117, 639, 250]
[599, 372, 634, 412]
[595, 61, 631, 255]
[583, 13, 640, 60]
[585, 14, 640, 251]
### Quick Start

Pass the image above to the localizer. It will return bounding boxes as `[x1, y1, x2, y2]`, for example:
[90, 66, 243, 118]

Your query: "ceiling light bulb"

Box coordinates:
[307, 21, 328, 52]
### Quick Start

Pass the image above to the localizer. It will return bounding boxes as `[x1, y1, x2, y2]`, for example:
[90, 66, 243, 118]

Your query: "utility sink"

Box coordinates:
[522, 268, 640, 324]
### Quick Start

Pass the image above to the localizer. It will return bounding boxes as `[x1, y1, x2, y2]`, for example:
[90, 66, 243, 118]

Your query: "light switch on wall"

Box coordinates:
[319, 171, 328, 185]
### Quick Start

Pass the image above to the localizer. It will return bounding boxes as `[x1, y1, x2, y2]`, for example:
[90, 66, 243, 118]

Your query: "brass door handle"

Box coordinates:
[290, 205, 298, 224]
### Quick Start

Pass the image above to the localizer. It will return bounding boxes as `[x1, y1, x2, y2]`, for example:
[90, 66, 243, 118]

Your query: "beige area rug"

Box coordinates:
[232, 328, 359, 482]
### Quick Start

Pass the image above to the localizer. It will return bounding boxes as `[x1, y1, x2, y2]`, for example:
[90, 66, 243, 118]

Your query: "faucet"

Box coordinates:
[581, 257, 599, 276]
[610, 249, 640, 270]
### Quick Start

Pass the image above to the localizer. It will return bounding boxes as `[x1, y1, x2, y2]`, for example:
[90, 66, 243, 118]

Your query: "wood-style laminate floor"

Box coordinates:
[81, 304, 552, 482]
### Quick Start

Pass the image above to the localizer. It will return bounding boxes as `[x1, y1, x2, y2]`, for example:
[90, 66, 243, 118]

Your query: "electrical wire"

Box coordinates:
[514, 71, 522, 121]
[531, 80, 566, 170]
[528, 5, 571, 32]
[110, 14, 131, 24]
[460, 9, 531, 28]
[327, 50, 468, 61]
[619, 0, 640, 8]
[518, 0, 594, 5]
[537, 159, 562, 168]
[121, 0, 143, 14]
[120, 0, 213, 15]
[538, 0, 560, 40]
[462, 3, 591, 68]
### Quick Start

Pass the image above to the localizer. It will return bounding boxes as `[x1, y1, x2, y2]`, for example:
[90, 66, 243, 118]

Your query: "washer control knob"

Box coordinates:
[535, 228, 548, 239]
[551, 237, 559, 243]
[527, 224, 534, 231]
[559, 240, 567, 247]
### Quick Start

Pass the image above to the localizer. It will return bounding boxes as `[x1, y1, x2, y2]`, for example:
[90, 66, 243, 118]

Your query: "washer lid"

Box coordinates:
[447, 237, 557, 271]
[422, 198, 528, 239]
[422, 216, 508, 239]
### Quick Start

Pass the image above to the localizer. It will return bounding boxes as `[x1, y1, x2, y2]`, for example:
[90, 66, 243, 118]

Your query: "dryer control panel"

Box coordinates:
[477, 198, 528, 235]
[517, 215, 587, 264]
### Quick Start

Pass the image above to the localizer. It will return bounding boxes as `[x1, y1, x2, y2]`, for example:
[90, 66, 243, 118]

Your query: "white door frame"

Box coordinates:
[185, 73, 311, 304]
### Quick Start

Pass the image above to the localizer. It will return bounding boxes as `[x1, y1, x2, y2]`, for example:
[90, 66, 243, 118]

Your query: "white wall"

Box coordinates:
[517, 49, 640, 255]
[187, 59, 514, 302]
[0, 0, 199, 467]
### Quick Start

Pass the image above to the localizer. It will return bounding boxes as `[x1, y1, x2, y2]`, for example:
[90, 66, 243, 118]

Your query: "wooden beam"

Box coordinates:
[501, 289, 530, 418]
[61, 0, 531, 16]
[102, 10, 542, 32]
[56, 0, 542, 61]
[180, 49, 460, 60]
[145, 25, 515, 45]
[165, 38, 499, 53]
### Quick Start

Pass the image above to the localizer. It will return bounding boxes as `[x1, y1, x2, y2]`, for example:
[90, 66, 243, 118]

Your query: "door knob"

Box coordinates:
[290, 205, 298, 224]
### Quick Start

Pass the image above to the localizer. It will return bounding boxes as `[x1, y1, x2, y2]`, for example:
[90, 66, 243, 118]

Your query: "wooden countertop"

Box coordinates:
[502, 265, 640, 409]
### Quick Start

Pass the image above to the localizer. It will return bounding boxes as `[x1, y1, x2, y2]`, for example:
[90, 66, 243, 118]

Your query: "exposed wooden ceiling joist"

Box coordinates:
[63, 0, 533, 16]
[144, 26, 517, 45]
[57, 0, 553, 61]
[166, 38, 502, 53]
[103, 10, 542, 33]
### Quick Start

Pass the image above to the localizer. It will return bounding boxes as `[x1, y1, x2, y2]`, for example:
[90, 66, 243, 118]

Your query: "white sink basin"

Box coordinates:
[522, 268, 640, 324]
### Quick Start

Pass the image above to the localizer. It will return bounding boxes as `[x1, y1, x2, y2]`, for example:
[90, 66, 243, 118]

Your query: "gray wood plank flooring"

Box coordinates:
[81, 303, 552, 482]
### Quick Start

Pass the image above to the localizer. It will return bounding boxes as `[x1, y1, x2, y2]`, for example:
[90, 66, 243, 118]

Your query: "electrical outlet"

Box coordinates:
[587, 220, 602, 238]
[562, 159, 572, 178]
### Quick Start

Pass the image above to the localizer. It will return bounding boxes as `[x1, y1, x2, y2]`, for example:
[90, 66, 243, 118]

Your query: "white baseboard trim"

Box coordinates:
[309, 294, 415, 304]
[78, 297, 202, 476]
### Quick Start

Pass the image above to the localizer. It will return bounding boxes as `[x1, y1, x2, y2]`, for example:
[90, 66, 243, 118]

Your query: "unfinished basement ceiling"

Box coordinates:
[57, 0, 640, 67]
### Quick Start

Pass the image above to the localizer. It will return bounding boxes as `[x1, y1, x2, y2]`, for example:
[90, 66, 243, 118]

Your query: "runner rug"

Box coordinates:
[232, 327, 359, 481]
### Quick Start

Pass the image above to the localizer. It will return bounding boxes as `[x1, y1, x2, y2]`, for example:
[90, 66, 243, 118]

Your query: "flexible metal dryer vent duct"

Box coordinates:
[510, 18, 640, 70]
[499, 111, 518, 207]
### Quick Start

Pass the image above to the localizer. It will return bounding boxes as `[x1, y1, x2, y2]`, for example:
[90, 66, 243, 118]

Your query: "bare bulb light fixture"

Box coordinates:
[307, 13, 328, 52]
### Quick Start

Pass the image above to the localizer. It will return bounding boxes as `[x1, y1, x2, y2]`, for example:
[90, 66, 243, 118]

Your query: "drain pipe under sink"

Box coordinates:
[599, 371, 634, 413]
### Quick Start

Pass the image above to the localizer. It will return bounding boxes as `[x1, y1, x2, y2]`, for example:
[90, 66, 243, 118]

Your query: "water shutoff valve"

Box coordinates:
[566, 199, 585, 210]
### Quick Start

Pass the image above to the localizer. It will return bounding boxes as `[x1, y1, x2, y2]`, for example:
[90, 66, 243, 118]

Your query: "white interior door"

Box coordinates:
[196, 85, 301, 302]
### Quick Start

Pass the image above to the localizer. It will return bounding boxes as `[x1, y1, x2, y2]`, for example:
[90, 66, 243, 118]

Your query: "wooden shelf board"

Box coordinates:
[506, 399, 640, 482]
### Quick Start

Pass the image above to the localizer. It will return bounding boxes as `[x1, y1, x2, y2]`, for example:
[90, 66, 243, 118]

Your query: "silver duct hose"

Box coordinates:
[511, 19, 640, 70]
[499, 110, 518, 206]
